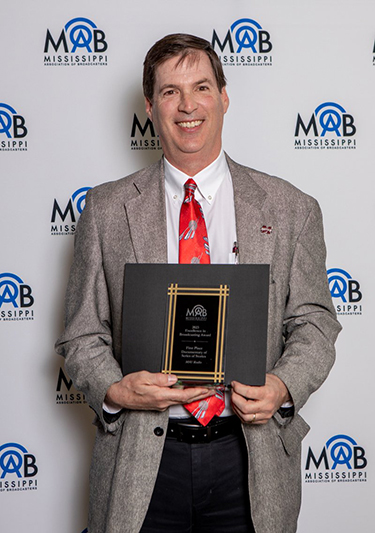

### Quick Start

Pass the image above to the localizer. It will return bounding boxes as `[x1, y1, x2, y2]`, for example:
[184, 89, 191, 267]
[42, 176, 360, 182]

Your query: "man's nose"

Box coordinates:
[178, 92, 198, 114]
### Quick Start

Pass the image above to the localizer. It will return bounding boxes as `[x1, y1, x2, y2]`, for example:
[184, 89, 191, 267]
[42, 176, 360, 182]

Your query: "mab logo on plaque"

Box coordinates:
[294, 101, 357, 150]
[0, 443, 38, 492]
[211, 17, 273, 67]
[0, 273, 35, 321]
[51, 186, 91, 236]
[0, 103, 28, 152]
[327, 268, 362, 316]
[304, 434, 368, 484]
[130, 113, 162, 151]
[186, 305, 208, 321]
[43, 16, 108, 66]
[56, 367, 87, 405]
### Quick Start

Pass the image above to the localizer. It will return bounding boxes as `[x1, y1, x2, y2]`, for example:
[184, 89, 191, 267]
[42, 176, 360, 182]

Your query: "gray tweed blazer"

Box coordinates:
[56, 155, 341, 533]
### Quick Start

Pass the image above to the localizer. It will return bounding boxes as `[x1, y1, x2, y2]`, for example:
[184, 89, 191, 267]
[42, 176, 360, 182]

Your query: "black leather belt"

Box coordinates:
[167, 416, 241, 444]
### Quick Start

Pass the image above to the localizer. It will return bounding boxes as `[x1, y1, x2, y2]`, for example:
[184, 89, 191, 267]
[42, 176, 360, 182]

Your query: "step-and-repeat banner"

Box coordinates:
[1, 1, 373, 531]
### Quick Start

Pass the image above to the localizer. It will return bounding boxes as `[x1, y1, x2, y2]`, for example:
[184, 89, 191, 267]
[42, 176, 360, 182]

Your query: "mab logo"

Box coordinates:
[44, 17, 107, 53]
[305, 434, 367, 484]
[186, 304, 207, 317]
[294, 102, 356, 150]
[0, 103, 28, 151]
[186, 305, 207, 319]
[0, 443, 38, 492]
[327, 268, 362, 316]
[44, 17, 108, 66]
[212, 18, 273, 66]
[51, 186, 91, 235]
[130, 113, 161, 151]
[0, 273, 34, 321]
[56, 367, 86, 405]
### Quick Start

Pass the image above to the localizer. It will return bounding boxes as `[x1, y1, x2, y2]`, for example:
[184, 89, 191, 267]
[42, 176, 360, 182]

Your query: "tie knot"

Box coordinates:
[184, 178, 197, 201]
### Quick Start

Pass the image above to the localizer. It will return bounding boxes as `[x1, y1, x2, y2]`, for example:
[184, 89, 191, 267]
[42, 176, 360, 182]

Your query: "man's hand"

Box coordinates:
[231, 374, 291, 425]
[105, 371, 216, 412]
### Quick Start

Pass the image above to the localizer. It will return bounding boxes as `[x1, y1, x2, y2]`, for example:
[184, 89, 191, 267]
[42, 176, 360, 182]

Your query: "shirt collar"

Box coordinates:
[164, 151, 228, 205]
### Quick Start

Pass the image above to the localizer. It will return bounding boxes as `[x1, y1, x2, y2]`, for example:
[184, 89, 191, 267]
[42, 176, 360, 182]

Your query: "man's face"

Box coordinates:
[145, 51, 229, 174]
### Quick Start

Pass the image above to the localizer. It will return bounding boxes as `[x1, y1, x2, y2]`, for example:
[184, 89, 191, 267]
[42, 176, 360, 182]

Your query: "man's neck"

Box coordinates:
[164, 148, 222, 177]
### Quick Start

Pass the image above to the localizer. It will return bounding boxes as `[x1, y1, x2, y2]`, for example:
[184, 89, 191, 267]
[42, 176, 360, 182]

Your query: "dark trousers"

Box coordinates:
[140, 432, 255, 533]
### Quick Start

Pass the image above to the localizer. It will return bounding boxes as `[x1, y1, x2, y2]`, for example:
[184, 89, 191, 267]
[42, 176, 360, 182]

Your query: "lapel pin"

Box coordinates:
[261, 225, 272, 235]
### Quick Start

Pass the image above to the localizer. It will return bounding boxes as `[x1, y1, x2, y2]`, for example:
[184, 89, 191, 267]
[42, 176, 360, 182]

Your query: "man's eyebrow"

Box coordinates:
[194, 78, 212, 86]
[158, 83, 180, 93]
[158, 78, 214, 94]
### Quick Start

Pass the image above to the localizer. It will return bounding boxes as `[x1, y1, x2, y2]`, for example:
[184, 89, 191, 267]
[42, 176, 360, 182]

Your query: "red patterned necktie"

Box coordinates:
[179, 178, 210, 264]
[179, 178, 225, 426]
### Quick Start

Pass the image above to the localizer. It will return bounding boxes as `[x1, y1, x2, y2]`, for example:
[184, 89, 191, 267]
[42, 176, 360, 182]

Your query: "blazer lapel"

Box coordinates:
[227, 157, 277, 267]
[124, 159, 168, 263]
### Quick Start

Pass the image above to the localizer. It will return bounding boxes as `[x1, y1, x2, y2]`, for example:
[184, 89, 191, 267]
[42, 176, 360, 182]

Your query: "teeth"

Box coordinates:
[177, 120, 203, 128]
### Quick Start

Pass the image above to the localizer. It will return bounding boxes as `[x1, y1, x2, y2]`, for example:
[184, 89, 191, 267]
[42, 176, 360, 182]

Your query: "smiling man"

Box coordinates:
[56, 34, 341, 533]
[144, 51, 229, 176]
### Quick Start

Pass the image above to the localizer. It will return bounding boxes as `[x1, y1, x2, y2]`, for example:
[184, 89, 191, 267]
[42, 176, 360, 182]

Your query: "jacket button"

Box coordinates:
[154, 427, 164, 437]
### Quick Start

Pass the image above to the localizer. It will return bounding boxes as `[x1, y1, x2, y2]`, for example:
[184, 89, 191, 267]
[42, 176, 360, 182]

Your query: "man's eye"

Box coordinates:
[198, 86, 209, 91]
[164, 90, 175, 96]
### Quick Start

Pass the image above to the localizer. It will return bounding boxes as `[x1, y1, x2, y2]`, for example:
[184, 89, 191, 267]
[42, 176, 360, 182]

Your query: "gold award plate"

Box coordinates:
[162, 284, 229, 383]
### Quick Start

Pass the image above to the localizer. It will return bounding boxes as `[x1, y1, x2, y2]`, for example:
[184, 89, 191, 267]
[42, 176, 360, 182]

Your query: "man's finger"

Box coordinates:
[231, 380, 262, 400]
[146, 372, 178, 387]
[167, 385, 216, 404]
[231, 389, 257, 413]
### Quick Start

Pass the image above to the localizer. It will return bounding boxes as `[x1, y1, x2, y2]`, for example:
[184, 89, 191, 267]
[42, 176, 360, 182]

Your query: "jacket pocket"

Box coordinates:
[278, 414, 310, 456]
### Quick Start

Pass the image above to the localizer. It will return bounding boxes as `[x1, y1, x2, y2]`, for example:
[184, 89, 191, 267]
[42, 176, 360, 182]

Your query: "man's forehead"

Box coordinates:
[155, 51, 214, 83]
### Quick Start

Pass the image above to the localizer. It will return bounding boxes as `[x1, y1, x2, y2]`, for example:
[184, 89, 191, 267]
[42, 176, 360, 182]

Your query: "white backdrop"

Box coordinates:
[1, 1, 374, 531]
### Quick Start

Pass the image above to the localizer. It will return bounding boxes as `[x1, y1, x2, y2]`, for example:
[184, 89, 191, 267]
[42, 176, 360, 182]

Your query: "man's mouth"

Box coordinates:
[177, 120, 203, 128]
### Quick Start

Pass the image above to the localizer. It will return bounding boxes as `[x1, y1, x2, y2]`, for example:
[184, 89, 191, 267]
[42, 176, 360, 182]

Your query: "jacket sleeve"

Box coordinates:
[55, 189, 126, 433]
[269, 199, 342, 419]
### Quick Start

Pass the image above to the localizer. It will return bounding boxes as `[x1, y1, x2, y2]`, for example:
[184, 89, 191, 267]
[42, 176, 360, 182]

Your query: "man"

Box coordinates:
[56, 34, 341, 533]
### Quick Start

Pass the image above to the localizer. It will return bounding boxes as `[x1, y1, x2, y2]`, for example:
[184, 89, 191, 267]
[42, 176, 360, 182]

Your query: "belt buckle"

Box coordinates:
[204, 426, 212, 442]
[187, 425, 210, 444]
[180, 423, 212, 444]
[169, 416, 236, 444]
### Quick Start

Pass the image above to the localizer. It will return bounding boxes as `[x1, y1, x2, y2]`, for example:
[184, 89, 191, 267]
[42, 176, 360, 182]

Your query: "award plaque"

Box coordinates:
[162, 284, 229, 383]
[122, 264, 269, 387]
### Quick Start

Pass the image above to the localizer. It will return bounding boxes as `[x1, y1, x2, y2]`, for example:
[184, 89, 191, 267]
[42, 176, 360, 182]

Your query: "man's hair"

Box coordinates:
[143, 33, 226, 101]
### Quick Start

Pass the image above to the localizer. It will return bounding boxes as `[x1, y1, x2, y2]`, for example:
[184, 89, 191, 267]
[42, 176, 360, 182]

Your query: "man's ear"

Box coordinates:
[145, 97, 153, 120]
[221, 87, 230, 114]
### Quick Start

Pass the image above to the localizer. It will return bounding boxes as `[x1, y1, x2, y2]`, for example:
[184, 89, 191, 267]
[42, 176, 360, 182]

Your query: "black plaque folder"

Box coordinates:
[121, 264, 269, 386]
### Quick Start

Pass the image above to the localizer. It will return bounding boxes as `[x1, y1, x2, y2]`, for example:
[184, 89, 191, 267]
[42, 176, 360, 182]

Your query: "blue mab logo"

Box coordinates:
[212, 18, 273, 67]
[0, 273, 35, 321]
[327, 268, 362, 316]
[56, 367, 87, 405]
[130, 113, 161, 151]
[0, 103, 28, 151]
[44, 17, 108, 66]
[305, 434, 367, 484]
[51, 186, 91, 235]
[294, 102, 357, 150]
[0, 443, 38, 492]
